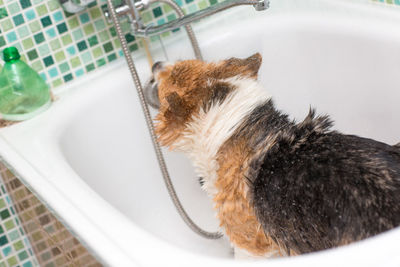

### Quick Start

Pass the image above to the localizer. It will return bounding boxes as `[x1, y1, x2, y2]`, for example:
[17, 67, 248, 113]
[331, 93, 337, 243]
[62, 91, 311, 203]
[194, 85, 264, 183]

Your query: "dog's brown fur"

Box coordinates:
[155, 54, 262, 147]
[215, 138, 282, 255]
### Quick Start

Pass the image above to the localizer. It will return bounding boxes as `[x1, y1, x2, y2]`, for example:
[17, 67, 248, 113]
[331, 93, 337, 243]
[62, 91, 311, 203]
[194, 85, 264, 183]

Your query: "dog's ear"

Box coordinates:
[164, 92, 191, 123]
[239, 53, 262, 77]
[218, 53, 262, 79]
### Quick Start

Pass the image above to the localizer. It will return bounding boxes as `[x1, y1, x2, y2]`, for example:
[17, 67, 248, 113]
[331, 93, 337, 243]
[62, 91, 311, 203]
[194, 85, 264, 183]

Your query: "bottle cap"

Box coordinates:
[3, 47, 21, 62]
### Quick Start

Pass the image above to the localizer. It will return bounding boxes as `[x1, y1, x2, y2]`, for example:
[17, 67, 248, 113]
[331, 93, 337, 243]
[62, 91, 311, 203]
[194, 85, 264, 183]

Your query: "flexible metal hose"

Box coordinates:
[107, 0, 222, 239]
[148, 0, 203, 60]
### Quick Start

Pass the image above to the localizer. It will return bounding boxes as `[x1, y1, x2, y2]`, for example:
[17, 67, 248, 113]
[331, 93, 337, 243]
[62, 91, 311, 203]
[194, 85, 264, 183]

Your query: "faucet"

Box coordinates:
[103, 0, 204, 60]
[58, 0, 97, 13]
[103, 0, 269, 37]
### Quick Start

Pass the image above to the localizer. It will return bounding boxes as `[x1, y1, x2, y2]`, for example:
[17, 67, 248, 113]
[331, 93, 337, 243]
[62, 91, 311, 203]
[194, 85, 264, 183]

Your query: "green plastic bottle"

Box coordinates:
[0, 47, 51, 121]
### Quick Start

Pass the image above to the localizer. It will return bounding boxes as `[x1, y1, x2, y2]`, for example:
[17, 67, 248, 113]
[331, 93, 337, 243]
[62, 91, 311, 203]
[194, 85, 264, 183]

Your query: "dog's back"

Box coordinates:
[250, 109, 400, 254]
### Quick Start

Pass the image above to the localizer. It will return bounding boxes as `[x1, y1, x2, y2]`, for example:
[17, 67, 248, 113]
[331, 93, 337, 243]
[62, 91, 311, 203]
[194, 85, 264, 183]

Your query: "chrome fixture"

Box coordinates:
[103, 0, 203, 60]
[58, 0, 97, 13]
[131, 0, 269, 37]
[103, 0, 269, 38]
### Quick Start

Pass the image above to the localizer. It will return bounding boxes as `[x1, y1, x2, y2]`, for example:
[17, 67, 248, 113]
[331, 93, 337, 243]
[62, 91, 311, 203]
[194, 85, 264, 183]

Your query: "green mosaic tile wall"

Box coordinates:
[0, 174, 38, 267]
[0, 0, 220, 91]
[0, 165, 101, 267]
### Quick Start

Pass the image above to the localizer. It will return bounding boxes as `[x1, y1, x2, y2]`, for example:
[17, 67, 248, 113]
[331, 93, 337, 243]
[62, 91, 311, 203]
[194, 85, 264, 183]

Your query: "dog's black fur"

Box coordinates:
[235, 100, 400, 254]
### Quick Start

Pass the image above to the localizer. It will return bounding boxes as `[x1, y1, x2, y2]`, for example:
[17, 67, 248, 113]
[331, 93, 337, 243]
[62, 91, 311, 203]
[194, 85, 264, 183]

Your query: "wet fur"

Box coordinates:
[153, 54, 400, 256]
[241, 102, 400, 254]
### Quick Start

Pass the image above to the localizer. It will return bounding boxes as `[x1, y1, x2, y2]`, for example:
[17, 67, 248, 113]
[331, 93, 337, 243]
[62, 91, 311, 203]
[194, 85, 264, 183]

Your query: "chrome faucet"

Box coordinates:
[102, 0, 269, 59]
[103, 0, 269, 37]
[58, 0, 97, 13]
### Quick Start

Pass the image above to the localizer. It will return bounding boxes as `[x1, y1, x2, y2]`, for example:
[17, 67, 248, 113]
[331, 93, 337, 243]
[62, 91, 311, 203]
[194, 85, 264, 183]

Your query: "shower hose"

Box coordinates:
[106, 0, 223, 240]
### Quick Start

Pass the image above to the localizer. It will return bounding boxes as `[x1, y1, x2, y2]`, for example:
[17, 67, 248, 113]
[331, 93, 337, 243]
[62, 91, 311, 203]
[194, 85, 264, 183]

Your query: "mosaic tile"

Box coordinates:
[1, 165, 101, 266]
[33, 32, 45, 44]
[63, 73, 73, 82]
[40, 16, 52, 28]
[8, 2, 21, 16]
[88, 35, 98, 46]
[52, 11, 63, 23]
[70, 56, 81, 68]
[0, 8, 8, 19]
[49, 38, 61, 50]
[54, 50, 65, 62]
[52, 78, 62, 87]
[75, 68, 84, 77]
[60, 34, 71, 46]
[31, 59, 43, 71]
[66, 19, 79, 34]
[83, 23, 95, 35]
[0, 171, 38, 267]
[58, 62, 70, 73]
[98, 29, 109, 42]
[43, 55, 54, 66]
[6, 31, 17, 43]
[20, 0, 32, 9]
[56, 22, 68, 34]
[85, 63, 95, 72]
[21, 37, 34, 49]
[28, 20, 41, 33]
[17, 25, 30, 38]
[89, 7, 101, 19]
[44, 27, 56, 39]
[47, 0, 60, 12]
[35, 4, 47, 17]
[0, 37, 6, 48]
[92, 46, 102, 58]
[13, 14, 25, 26]
[24, 9, 36, 21]
[72, 28, 84, 40]
[1, 19, 13, 32]
[37, 43, 50, 56]
[79, 12, 90, 24]
[66, 45, 76, 56]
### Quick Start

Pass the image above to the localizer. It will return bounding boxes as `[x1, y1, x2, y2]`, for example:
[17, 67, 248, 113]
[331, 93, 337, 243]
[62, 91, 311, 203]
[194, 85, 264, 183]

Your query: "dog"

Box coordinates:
[149, 53, 400, 257]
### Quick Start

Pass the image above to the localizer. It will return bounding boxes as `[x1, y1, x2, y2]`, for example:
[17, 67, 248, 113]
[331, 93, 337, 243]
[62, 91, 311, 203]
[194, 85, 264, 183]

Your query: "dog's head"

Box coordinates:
[151, 53, 262, 148]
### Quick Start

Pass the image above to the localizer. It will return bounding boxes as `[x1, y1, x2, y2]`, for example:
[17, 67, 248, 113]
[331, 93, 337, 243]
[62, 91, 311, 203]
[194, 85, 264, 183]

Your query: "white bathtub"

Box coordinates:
[1, 0, 400, 266]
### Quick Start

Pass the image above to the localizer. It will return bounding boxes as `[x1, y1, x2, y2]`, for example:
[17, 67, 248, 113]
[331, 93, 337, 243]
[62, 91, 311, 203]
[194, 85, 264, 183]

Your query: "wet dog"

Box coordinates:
[149, 53, 400, 257]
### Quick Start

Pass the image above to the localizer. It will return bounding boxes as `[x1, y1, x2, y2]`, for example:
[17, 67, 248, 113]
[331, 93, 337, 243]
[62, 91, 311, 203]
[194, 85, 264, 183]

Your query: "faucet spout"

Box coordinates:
[133, 0, 270, 37]
[58, 0, 97, 13]
[254, 0, 269, 11]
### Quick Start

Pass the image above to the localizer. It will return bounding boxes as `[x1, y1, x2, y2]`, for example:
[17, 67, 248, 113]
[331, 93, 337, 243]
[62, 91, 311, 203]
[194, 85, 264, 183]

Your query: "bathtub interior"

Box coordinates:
[59, 10, 400, 260]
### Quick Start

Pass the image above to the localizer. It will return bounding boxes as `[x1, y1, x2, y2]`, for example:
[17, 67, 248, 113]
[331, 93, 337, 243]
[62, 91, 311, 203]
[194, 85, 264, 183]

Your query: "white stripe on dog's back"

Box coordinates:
[172, 76, 271, 196]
